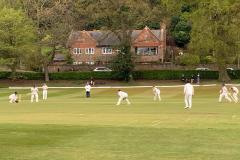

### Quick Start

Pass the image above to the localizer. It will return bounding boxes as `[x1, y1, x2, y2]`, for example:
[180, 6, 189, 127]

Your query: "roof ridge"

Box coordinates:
[133, 26, 160, 42]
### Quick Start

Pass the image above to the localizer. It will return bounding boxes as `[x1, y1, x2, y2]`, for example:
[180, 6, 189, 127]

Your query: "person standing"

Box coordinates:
[230, 86, 239, 103]
[197, 73, 200, 84]
[31, 85, 39, 102]
[42, 83, 48, 100]
[116, 89, 131, 105]
[90, 77, 95, 86]
[184, 80, 194, 109]
[85, 82, 91, 98]
[9, 92, 18, 103]
[219, 83, 232, 103]
[153, 86, 161, 101]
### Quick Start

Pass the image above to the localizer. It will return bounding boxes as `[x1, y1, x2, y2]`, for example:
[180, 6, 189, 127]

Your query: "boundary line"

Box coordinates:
[9, 84, 217, 90]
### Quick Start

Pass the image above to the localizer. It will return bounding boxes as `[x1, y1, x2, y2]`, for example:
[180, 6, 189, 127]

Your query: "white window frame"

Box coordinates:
[73, 48, 82, 54]
[102, 47, 112, 54]
[86, 61, 95, 65]
[85, 48, 95, 54]
[73, 61, 82, 65]
[136, 47, 158, 56]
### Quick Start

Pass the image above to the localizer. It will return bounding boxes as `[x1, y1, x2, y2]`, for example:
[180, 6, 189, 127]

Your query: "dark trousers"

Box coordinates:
[86, 91, 90, 98]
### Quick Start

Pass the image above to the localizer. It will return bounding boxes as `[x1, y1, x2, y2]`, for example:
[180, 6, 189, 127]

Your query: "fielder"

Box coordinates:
[153, 86, 161, 101]
[184, 80, 194, 109]
[31, 85, 39, 102]
[219, 83, 232, 103]
[116, 89, 131, 105]
[230, 86, 239, 103]
[85, 82, 91, 98]
[42, 83, 48, 100]
[9, 92, 18, 103]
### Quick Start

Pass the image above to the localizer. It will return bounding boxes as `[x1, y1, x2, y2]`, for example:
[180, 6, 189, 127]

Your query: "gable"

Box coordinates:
[133, 27, 161, 47]
[70, 31, 97, 48]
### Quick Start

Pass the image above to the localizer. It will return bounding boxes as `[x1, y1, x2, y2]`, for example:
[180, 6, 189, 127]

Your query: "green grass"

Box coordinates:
[0, 86, 240, 160]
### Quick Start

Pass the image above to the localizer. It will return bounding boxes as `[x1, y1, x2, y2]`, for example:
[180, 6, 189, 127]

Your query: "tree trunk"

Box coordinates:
[10, 63, 18, 81]
[44, 64, 49, 82]
[218, 65, 231, 82]
[238, 54, 240, 69]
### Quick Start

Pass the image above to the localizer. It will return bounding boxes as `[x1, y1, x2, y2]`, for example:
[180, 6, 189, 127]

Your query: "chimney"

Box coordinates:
[159, 22, 167, 63]
[160, 22, 166, 41]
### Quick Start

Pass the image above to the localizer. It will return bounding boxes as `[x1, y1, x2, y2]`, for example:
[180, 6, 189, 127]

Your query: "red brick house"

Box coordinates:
[67, 24, 166, 65]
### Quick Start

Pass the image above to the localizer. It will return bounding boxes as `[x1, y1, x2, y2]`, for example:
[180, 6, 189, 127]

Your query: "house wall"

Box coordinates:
[71, 46, 116, 65]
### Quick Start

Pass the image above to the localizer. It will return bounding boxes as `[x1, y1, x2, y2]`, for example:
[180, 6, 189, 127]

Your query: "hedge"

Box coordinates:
[133, 70, 219, 80]
[0, 72, 44, 80]
[49, 71, 122, 80]
[0, 70, 239, 80]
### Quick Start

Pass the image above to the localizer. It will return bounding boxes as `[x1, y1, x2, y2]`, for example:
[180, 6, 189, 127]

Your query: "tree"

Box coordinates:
[0, 7, 37, 77]
[189, 0, 240, 81]
[19, 0, 74, 81]
[170, 3, 193, 48]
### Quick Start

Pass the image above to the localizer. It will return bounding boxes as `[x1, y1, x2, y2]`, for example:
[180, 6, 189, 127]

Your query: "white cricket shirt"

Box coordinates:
[85, 85, 91, 92]
[31, 87, 39, 95]
[184, 83, 194, 95]
[118, 91, 128, 98]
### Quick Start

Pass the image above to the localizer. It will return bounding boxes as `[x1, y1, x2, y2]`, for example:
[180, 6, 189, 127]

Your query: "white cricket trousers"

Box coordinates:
[185, 94, 192, 108]
[31, 93, 39, 102]
[232, 93, 239, 103]
[9, 98, 16, 103]
[43, 90, 48, 100]
[116, 97, 131, 105]
[154, 93, 161, 101]
[219, 93, 232, 102]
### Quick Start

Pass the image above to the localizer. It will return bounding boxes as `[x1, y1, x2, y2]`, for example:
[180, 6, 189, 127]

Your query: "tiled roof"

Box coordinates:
[67, 28, 162, 47]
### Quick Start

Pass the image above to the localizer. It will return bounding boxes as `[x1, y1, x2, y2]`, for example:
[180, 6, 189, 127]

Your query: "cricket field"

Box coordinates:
[0, 85, 239, 160]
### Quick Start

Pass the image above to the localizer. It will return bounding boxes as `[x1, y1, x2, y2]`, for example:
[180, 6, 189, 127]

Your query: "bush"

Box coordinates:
[133, 70, 219, 80]
[0, 72, 44, 80]
[228, 70, 240, 79]
[49, 71, 123, 80]
[201, 55, 216, 64]
[177, 54, 200, 66]
[0, 72, 11, 79]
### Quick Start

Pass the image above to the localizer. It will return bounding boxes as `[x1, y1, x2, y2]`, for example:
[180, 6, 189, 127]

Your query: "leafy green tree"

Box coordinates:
[19, 0, 73, 81]
[189, 0, 240, 81]
[0, 7, 37, 77]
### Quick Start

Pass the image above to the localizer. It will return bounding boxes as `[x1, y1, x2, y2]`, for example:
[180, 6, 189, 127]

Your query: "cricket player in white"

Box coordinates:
[42, 83, 48, 100]
[9, 92, 18, 103]
[184, 80, 194, 109]
[85, 82, 91, 98]
[219, 84, 232, 103]
[153, 86, 161, 101]
[31, 85, 39, 102]
[230, 86, 239, 103]
[116, 90, 131, 105]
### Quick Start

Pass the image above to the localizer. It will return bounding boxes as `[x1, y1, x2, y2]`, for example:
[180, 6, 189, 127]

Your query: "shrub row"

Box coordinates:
[49, 72, 121, 80]
[0, 70, 239, 80]
[133, 70, 219, 80]
[0, 72, 44, 80]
